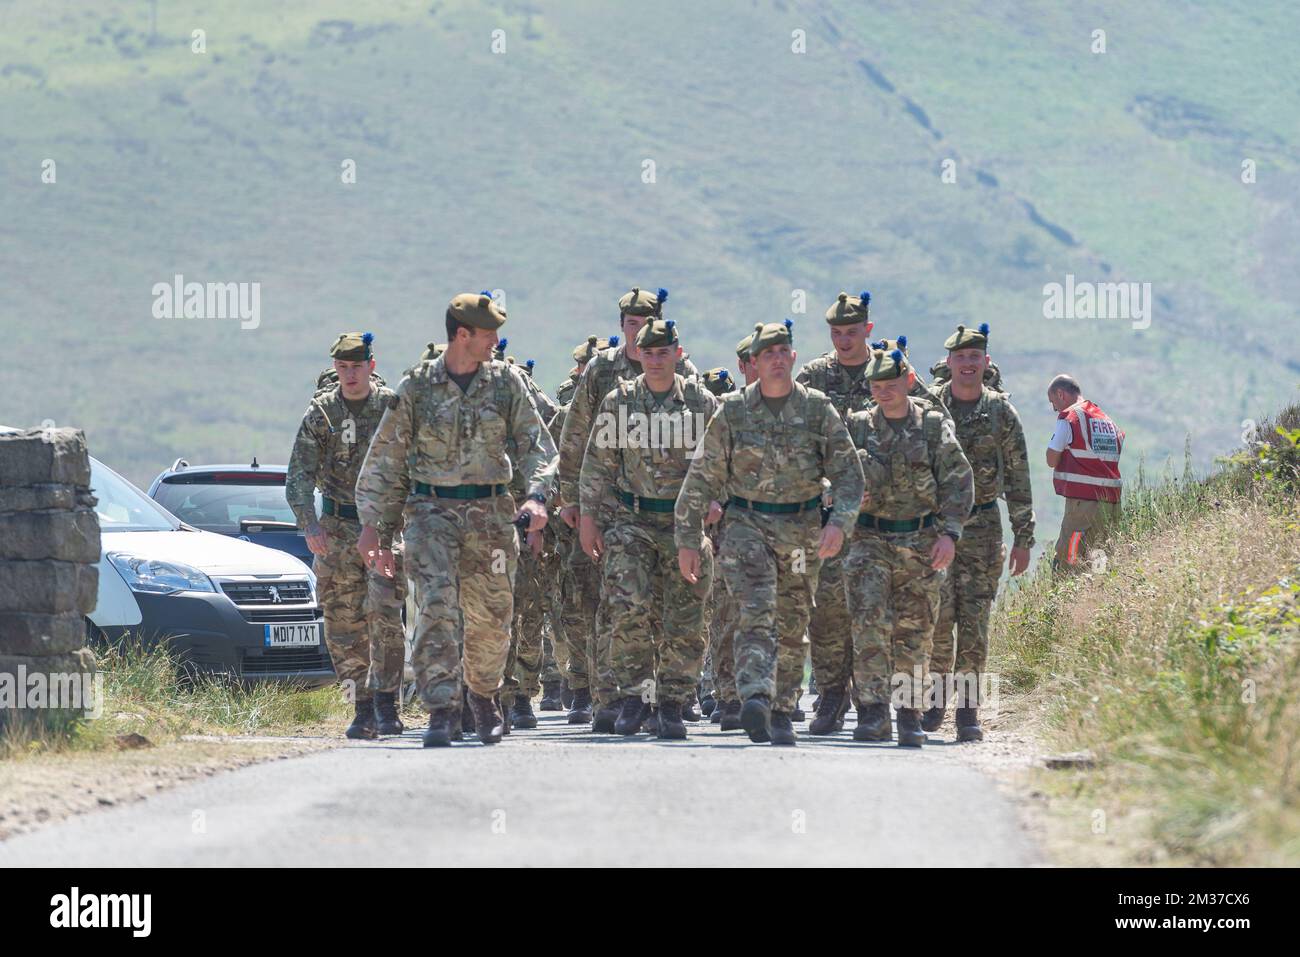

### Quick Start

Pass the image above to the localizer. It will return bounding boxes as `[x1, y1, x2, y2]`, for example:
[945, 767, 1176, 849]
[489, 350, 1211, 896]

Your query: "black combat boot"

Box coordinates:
[682, 693, 701, 723]
[448, 699, 463, 742]
[422, 711, 453, 747]
[700, 693, 717, 717]
[462, 687, 476, 734]
[468, 692, 505, 744]
[561, 678, 574, 710]
[643, 705, 660, 735]
[808, 688, 846, 735]
[345, 697, 378, 740]
[539, 680, 563, 712]
[922, 684, 947, 732]
[592, 699, 620, 734]
[955, 707, 984, 742]
[770, 711, 797, 746]
[719, 699, 743, 731]
[710, 702, 723, 724]
[566, 686, 592, 724]
[896, 708, 925, 748]
[373, 691, 404, 736]
[852, 703, 892, 742]
[657, 701, 687, 740]
[791, 703, 806, 722]
[496, 693, 511, 736]
[510, 694, 538, 729]
[740, 694, 772, 743]
[615, 695, 649, 736]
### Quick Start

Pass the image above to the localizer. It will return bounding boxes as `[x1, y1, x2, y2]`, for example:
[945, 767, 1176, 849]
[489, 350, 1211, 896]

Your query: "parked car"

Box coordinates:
[147, 459, 315, 568]
[0, 429, 338, 687]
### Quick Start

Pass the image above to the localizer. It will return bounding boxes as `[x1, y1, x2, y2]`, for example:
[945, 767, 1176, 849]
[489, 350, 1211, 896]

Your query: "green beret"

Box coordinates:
[866, 347, 911, 382]
[419, 341, 446, 362]
[619, 286, 667, 318]
[824, 291, 871, 325]
[447, 292, 506, 330]
[635, 318, 679, 349]
[735, 333, 755, 361]
[703, 367, 736, 396]
[749, 320, 794, 358]
[944, 322, 990, 352]
[330, 332, 374, 361]
[572, 335, 615, 364]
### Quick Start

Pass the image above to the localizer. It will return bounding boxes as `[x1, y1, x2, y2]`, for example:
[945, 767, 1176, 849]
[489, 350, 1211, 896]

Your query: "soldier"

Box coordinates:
[844, 347, 973, 747]
[557, 287, 699, 733]
[287, 332, 408, 740]
[708, 333, 758, 730]
[676, 321, 864, 746]
[697, 366, 737, 721]
[577, 319, 720, 738]
[558, 336, 617, 407]
[354, 293, 556, 747]
[795, 291, 875, 736]
[500, 354, 560, 730]
[925, 324, 1034, 741]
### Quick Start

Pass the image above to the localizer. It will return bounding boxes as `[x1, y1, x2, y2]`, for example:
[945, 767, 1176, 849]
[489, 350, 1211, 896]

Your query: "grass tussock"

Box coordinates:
[991, 403, 1300, 865]
[1, 642, 350, 761]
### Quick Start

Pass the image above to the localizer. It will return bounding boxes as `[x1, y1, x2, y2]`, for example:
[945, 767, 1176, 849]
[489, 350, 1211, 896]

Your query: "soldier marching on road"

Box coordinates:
[354, 293, 556, 747]
[286, 332, 408, 740]
[926, 323, 1034, 742]
[676, 321, 864, 746]
[557, 287, 699, 733]
[577, 319, 720, 739]
[844, 347, 973, 747]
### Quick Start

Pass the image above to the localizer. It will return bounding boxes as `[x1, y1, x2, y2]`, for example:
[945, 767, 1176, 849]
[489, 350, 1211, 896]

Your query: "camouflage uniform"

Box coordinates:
[845, 398, 973, 708]
[579, 372, 719, 703]
[557, 342, 698, 709]
[929, 381, 1034, 706]
[704, 520, 738, 702]
[675, 381, 864, 713]
[355, 354, 556, 714]
[286, 381, 406, 695]
[546, 404, 592, 693]
[795, 352, 875, 698]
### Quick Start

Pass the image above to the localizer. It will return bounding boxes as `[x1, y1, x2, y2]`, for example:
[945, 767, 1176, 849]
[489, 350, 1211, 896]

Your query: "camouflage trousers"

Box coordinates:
[552, 523, 594, 692]
[844, 526, 944, 709]
[808, 550, 852, 695]
[702, 523, 737, 702]
[718, 509, 822, 713]
[503, 534, 548, 702]
[403, 494, 519, 712]
[562, 529, 612, 702]
[931, 507, 1002, 706]
[314, 515, 406, 695]
[602, 514, 713, 703]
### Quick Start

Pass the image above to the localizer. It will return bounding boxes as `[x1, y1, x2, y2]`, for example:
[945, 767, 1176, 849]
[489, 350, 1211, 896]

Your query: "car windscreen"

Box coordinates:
[91, 459, 179, 532]
[152, 473, 309, 534]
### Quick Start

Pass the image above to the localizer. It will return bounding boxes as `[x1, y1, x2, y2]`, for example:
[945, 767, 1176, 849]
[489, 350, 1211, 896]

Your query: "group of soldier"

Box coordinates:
[286, 284, 1044, 749]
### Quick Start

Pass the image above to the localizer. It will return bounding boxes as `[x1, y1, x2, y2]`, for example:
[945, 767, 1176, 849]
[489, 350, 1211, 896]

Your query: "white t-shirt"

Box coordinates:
[1048, 418, 1073, 452]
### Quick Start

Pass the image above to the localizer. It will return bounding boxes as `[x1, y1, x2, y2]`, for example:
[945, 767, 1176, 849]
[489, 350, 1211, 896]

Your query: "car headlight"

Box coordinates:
[107, 552, 216, 595]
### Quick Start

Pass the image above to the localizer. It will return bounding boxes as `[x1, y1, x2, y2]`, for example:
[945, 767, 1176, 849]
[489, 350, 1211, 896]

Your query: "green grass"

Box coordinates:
[0, 641, 349, 760]
[989, 404, 1300, 864]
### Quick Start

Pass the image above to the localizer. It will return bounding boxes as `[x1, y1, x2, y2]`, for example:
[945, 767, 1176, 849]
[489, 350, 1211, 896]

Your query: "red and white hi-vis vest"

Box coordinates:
[1053, 399, 1123, 503]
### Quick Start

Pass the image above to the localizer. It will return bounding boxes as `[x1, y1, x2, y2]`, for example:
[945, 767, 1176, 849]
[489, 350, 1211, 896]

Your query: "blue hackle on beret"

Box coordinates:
[665, 319, 675, 330]
[978, 322, 990, 336]
[718, 369, 728, 380]
[497, 337, 507, 351]
[609, 335, 619, 347]
[526, 359, 535, 370]
[783, 318, 793, 330]
[657, 288, 668, 303]
[859, 290, 871, 304]
[361, 332, 374, 346]
[890, 349, 903, 364]
[896, 335, 907, 350]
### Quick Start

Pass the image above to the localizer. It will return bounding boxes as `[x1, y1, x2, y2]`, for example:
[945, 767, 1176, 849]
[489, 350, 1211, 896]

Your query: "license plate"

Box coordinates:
[264, 622, 322, 648]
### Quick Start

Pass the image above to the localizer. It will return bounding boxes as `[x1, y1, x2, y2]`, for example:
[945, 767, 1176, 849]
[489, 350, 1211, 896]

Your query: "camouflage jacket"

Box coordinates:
[579, 374, 719, 520]
[557, 344, 699, 506]
[508, 377, 559, 498]
[355, 357, 558, 531]
[846, 398, 974, 541]
[286, 382, 395, 531]
[554, 371, 580, 408]
[674, 382, 865, 550]
[933, 382, 1035, 548]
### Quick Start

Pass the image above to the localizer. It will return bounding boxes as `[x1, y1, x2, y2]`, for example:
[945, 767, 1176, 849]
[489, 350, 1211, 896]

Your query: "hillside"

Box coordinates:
[2, 0, 1298, 543]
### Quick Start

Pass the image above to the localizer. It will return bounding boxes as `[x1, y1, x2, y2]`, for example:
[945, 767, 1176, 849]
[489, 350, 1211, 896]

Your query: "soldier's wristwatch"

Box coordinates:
[527, 492, 547, 505]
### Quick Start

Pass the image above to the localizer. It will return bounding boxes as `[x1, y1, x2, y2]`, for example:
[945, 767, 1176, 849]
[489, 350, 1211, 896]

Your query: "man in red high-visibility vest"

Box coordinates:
[1045, 374, 1123, 572]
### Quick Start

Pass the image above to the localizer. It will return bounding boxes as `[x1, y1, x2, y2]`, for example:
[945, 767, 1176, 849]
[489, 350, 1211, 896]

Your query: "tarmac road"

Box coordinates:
[0, 703, 1040, 867]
